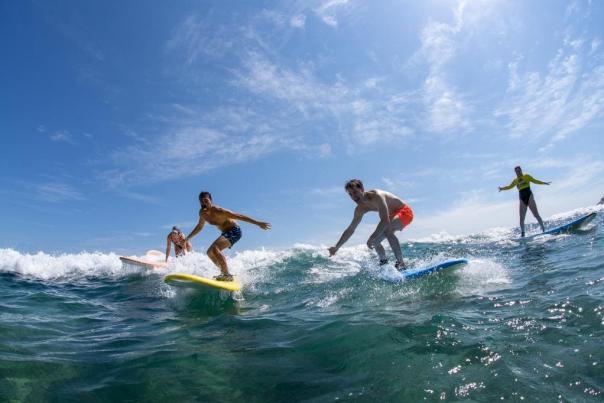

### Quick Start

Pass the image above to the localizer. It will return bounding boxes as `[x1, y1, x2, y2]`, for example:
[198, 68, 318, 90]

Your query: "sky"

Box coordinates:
[1, 0, 604, 254]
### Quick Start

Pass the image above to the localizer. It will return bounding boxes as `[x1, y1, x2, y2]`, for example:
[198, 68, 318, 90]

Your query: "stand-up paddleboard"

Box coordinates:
[522, 212, 597, 240]
[380, 258, 468, 283]
[120, 250, 168, 269]
[164, 273, 242, 292]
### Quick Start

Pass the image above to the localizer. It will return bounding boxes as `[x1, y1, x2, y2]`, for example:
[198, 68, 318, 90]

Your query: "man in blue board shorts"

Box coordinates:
[328, 179, 413, 271]
[184, 191, 271, 281]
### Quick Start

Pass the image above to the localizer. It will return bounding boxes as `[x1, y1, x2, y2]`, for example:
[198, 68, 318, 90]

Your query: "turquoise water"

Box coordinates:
[1, 207, 603, 402]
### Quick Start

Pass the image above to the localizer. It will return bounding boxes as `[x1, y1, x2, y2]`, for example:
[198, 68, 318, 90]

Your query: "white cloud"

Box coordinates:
[318, 143, 332, 157]
[495, 35, 604, 145]
[165, 14, 234, 64]
[34, 182, 85, 203]
[49, 130, 74, 144]
[290, 14, 306, 29]
[314, 0, 350, 27]
[412, 1, 474, 134]
[105, 124, 287, 187]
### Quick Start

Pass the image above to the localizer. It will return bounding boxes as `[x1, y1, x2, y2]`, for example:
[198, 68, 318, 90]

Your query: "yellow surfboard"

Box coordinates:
[164, 273, 242, 292]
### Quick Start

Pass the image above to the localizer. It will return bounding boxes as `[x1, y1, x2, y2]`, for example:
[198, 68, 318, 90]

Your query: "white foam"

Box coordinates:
[0, 248, 123, 280]
[455, 258, 511, 296]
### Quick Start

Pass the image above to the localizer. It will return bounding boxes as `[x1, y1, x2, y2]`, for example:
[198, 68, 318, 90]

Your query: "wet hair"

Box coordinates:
[345, 179, 364, 191]
[198, 191, 212, 202]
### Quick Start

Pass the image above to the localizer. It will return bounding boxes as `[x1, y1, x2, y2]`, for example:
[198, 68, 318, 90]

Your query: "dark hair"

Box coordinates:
[345, 179, 364, 190]
[198, 191, 212, 202]
[514, 166, 522, 171]
[172, 226, 181, 233]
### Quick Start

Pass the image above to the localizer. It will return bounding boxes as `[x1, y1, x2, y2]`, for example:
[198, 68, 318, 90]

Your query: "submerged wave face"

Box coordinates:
[1, 207, 603, 401]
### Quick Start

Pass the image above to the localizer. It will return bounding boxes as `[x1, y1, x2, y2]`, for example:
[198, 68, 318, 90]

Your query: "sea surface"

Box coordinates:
[1, 206, 603, 402]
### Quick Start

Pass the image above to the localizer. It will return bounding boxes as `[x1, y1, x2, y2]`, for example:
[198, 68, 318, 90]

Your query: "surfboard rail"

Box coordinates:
[164, 273, 242, 292]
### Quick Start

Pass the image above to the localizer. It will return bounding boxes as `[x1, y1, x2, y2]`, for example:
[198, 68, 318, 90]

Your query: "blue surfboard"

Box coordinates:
[380, 258, 469, 282]
[522, 212, 597, 239]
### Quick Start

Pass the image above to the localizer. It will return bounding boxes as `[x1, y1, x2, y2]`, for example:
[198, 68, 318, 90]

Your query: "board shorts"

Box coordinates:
[221, 225, 242, 248]
[390, 204, 413, 229]
[519, 188, 532, 206]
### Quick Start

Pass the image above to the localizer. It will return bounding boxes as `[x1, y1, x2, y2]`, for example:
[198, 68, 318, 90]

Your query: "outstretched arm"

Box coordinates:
[185, 216, 206, 242]
[499, 178, 517, 192]
[223, 209, 271, 230]
[329, 207, 364, 256]
[165, 236, 172, 262]
[526, 175, 551, 186]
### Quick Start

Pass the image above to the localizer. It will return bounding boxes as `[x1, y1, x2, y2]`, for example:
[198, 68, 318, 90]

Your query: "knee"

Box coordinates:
[206, 246, 215, 257]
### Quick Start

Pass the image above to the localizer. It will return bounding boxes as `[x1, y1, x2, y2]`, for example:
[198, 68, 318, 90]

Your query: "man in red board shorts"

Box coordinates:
[328, 179, 413, 271]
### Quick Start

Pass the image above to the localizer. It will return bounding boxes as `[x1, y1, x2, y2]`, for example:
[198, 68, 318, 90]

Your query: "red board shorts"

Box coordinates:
[390, 204, 413, 229]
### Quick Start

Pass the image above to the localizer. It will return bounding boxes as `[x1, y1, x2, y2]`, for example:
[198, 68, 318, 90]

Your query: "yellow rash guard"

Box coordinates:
[500, 174, 548, 191]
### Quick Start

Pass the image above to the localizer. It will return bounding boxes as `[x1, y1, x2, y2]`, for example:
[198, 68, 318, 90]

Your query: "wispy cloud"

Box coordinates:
[314, 0, 350, 27]
[49, 130, 75, 144]
[101, 106, 298, 187]
[165, 14, 235, 65]
[412, 1, 473, 134]
[290, 14, 306, 29]
[34, 182, 85, 203]
[495, 34, 604, 145]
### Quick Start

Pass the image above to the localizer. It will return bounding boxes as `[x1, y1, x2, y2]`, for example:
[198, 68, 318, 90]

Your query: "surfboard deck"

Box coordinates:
[522, 212, 597, 240]
[380, 258, 469, 282]
[164, 273, 242, 292]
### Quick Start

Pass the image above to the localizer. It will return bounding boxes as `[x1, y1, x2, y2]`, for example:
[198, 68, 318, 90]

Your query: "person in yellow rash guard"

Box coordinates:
[499, 166, 551, 237]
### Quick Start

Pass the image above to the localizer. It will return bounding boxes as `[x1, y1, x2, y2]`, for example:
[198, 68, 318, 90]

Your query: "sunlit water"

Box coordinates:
[1, 206, 603, 401]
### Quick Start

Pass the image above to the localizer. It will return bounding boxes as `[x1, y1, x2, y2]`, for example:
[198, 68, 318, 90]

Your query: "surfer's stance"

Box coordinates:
[185, 191, 271, 281]
[328, 179, 413, 270]
[499, 166, 550, 237]
[165, 226, 192, 262]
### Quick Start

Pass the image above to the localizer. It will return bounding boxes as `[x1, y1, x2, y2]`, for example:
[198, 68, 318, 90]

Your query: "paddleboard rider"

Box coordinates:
[184, 191, 271, 281]
[165, 226, 192, 261]
[328, 179, 413, 271]
[498, 166, 550, 237]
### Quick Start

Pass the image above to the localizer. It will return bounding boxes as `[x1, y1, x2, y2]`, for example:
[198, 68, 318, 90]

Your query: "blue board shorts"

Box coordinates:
[221, 225, 242, 248]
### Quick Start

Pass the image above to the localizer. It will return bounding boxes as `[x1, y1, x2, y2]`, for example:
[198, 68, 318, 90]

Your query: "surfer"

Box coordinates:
[165, 226, 192, 261]
[184, 191, 271, 281]
[498, 166, 550, 237]
[328, 179, 413, 270]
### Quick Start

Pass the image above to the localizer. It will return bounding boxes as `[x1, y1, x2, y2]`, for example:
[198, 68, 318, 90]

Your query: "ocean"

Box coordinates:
[1, 206, 602, 402]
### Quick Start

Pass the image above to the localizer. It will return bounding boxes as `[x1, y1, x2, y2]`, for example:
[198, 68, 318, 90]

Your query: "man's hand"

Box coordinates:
[258, 222, 271, 230]
[328, 246, 338, 257]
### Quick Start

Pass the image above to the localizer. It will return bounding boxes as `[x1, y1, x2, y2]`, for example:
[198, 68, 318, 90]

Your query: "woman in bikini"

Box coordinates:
[165, 226, 192, 261]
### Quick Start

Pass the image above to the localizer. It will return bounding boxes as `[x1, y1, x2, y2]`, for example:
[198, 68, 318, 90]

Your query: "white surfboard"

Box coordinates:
[119, 250, 167, 269]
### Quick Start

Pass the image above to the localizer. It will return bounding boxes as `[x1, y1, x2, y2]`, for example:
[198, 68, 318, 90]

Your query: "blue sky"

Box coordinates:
[2, 0, 604, 254]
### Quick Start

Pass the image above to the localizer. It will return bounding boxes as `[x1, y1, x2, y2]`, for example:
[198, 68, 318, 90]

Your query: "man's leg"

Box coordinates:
[372, 219, 404, 266]
[519, 201, 528, 236]
[385, 218, 404, 264]
[207, 236, 232, 275]
[527, 196, 545, 232]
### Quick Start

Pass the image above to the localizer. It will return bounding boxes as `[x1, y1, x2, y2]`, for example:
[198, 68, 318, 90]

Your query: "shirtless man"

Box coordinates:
[184, 191, 271, 281]
[328, 179, 413, 270]
[165, 226, 192, 261]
